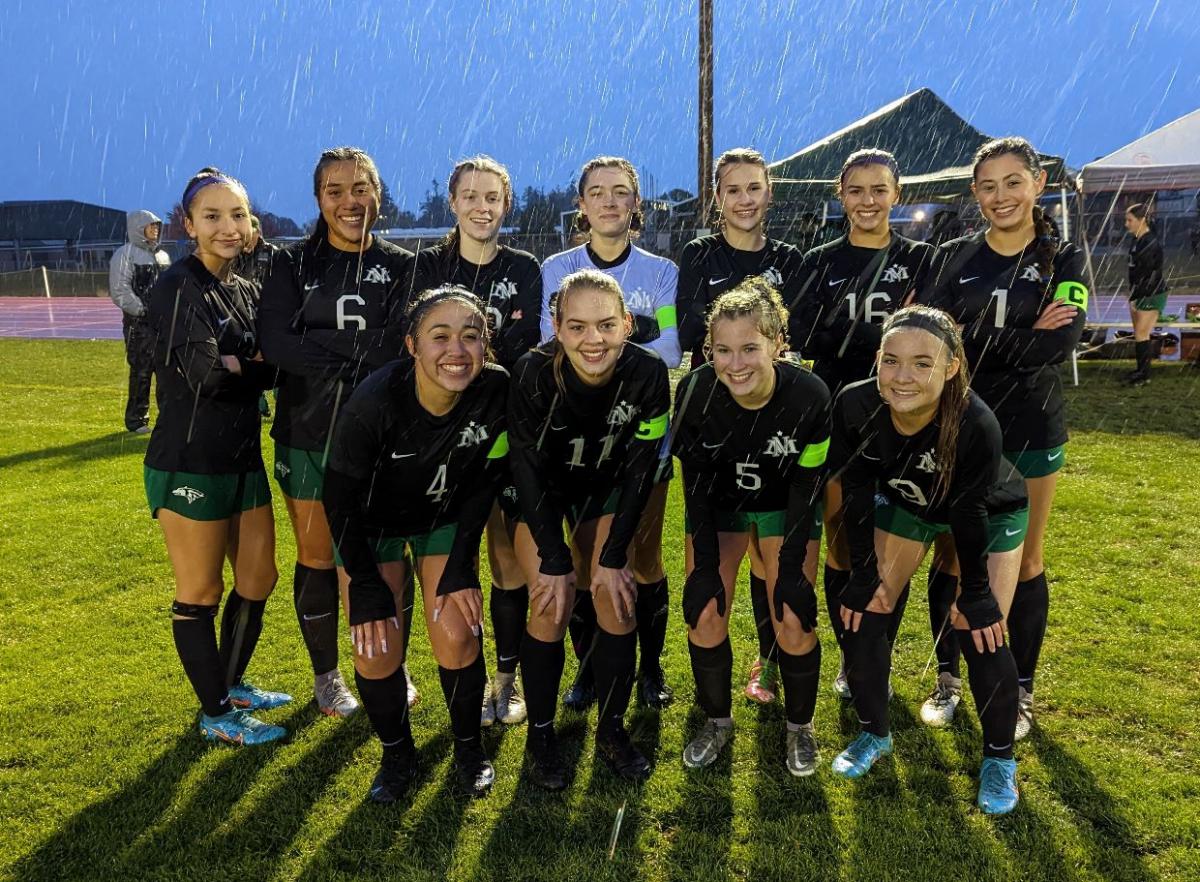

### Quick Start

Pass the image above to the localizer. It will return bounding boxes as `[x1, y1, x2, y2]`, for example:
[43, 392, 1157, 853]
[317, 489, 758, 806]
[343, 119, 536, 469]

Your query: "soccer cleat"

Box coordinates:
[315, 669, 359, 718]
[1129, 373, 1150, 387]
[562, 676, 595, 713]
[493, 674, 527, 725]
[919, 673, 962, 728]
[977, 757, 1020, 815]
[453, 739, 495, 798]
[132, 425, 151, 435]
[596, 725, 652, 782]
[369, 741, 418, 805]
[480, 680, 496, 728]
[786, 725, 819, 778]
[526, 725, 568, 791]
[744, 658, 778, 705]
[228, 681, 293, 711]
[199, 709, 286, 746]
[682, 719, 733, 769]
[1014, 688, 1034, 741]
[831, 732, 893, 779]
[638, 666, 674, 709]
[404, 665, 420, 709]
[832, 665, 852, 700]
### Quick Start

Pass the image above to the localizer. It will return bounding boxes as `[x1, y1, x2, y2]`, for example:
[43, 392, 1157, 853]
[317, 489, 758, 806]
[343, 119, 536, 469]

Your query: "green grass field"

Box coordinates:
[1, 339, 1198, 882]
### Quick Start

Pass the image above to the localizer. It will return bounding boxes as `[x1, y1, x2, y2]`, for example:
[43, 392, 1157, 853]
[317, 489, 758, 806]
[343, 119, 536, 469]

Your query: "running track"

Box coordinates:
[1, 294, 1197, 340]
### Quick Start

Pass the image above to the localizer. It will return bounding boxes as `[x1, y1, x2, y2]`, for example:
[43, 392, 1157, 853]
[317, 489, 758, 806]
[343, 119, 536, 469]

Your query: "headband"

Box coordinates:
[182, 174, 241, 212]
[883, 313, 957, 350]
[406, 286, 485, 320]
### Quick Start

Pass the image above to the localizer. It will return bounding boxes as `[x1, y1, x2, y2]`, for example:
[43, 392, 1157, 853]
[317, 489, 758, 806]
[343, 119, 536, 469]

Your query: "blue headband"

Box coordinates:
[182, 174, 240, 212]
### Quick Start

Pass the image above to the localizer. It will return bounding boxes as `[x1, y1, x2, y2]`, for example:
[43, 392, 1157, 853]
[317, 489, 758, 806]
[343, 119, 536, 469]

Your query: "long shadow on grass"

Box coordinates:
[0, 431, 146, 470]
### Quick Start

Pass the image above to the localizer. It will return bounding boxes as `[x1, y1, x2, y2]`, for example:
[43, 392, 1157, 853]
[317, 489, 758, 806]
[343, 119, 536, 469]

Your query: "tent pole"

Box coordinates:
[1059, 186, 1071, 242]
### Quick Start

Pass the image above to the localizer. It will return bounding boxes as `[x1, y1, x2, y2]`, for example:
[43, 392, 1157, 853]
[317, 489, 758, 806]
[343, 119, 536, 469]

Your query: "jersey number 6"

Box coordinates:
[337, 293, 367, 331]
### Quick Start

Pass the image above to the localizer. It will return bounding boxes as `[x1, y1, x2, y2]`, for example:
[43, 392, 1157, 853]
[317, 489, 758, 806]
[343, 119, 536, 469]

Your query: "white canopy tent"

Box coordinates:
[1078, 107, 1200, 193]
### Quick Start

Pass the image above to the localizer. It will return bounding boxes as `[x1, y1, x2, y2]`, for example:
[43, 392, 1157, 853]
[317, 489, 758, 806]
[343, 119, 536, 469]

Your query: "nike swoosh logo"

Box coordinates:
[304, 282, 321, 291]
[828, 278, 847, 287]
[861, 452, 880, 461]
[709, 277, 729, 286]
[701, 441, 724, 449]
[1047, 451, 1062, 461]
[217, 316, 232, 329]
[302, 612, 332, 621]
[1004, 528, 1021, 537]
[391, 452, 415, 459]
[959, 276, 979, 284]
[498, 654, 519, 662]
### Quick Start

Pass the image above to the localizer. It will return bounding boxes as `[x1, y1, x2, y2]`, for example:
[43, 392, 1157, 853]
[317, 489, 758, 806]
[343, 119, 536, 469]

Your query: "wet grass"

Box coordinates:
[1, 338, 1198, 881]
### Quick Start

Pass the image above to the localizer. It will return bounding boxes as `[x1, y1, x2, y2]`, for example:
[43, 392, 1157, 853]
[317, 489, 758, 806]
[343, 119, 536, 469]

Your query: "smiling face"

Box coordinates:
[876, 327, 959, 423]
[578, 166, 638, 240]
[972, 153, 1046, 234]
[406, 299, 487, 397]
[717, 162, 771, 235]
[317, 159, 380, 251]
[183, 184, 251, 270]
[450, 169, 509, 247]
[840, 163, 899, 236]
[555, 286, 631, 384]
[710, 314, 781, 404]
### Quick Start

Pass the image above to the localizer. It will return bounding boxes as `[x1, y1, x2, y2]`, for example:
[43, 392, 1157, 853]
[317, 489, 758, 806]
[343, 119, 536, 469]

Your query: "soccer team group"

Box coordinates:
[137, 136, 1091, 817]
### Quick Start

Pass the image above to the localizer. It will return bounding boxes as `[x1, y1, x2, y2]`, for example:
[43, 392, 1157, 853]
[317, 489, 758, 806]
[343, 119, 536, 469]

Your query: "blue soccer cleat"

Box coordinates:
[199, 709, 287, 746]
[229, 680, 293, 711]
[831, 732, 893, 779]
[977, 757, 1020, 815]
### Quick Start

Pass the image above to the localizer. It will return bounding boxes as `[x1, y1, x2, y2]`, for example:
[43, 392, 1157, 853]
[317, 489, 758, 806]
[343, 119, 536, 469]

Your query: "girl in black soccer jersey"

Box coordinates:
[324, 287, 508, 802]
[673, 279, 830, 775]
[510, 269, 671, 790]
[831, 305, 1027, 815]
[1124, 202, 1166, 386]
[260, 147, 415, 720]
[790, 149, 936, 702]
[676, 148, 810, 707]
[409, 156, 542, 728]
[923, 138, 1088, 739]
[145, 168, 289, 746]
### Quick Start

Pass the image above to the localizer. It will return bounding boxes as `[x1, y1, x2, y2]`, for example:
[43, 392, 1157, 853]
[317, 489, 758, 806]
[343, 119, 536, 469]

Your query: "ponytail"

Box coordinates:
[1031, 205, 1058, 284]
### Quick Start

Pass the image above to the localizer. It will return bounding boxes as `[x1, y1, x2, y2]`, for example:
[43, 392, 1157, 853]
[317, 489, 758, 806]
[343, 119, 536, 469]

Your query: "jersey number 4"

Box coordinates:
[426, 464, 448, 503]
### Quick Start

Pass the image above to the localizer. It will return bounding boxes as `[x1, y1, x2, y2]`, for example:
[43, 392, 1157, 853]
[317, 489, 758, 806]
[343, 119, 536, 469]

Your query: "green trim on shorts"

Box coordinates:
[145, 465, 271, 521]
[986, 508, 1029, 553]
[333, 522, 457, 566]
[272, 442, 326, 500]
[875, 498, 1029, 552]
[1132, 291, 1167, 313]
[1003, 445, 1065, 479]
[683, 501, 824, 541]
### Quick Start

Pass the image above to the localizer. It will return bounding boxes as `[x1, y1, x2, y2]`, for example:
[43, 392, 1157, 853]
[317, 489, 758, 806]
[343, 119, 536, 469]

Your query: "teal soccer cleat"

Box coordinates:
[831, 732, 893, 779]
[229, 681, 293, 711]
[199, 709, 286, 746]
[977, 757, 1020, 815]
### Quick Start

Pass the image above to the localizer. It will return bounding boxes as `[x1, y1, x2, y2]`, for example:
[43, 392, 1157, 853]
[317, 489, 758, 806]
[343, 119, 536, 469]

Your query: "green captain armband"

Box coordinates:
[798, 437, 829, 468]
[486, 431, 509, 459]
[655, 304, 678, 330]
[636, 412, 669, 441]
[1053, 281, 1089, 312]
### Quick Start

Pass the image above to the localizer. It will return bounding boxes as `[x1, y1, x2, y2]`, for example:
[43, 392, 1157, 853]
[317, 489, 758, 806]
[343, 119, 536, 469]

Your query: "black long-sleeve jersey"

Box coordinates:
[672, 361, 830, 577]
[508, 343, 671, 576]
[408, 241, 543, 371]
[144, 256, 275, 474]
[324, 361, 509, 595]
[676, 234, 805, 357]
[922, 233, 1088, 450]
[831, 380, 1026, 608]
[1128, 232, 1165, 301]
[259, 236, 413, 452]
[789, 234, 936, 396]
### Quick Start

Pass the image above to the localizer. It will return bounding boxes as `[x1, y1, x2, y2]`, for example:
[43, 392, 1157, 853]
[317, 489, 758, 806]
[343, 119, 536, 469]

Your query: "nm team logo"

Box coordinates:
[881, 263, 910, 284]
[490, 278, 517, 303]
[764, 431, 799, 458]
[624, 287, 655, 315]
[761, 266, 783, 287]
[1020, 265, 1042, 283]
[916, 450, 938, 473]
[607, 400, 636, 427]
[172, 486, 205, 504]
[458, 421, 490, 447]
[363, 265, 392, 285]
[275, 462, 291, 478]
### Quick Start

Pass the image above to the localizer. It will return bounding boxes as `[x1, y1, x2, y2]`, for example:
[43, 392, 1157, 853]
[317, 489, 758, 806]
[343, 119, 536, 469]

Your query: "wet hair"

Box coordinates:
[308, 146, 382, 246]
[836, 149, 901, 195]
[703, 276, 789, 357]
[445, 155, 514, 252]
[972, 137, 1056, 281]
[405, 284, 491, 356]
[550, 268, 629, 392]
[180, 167, 249, 219]
[879, 305, 969, 506]
[574, 156, 644, 234]
[712, 147, 771, 231]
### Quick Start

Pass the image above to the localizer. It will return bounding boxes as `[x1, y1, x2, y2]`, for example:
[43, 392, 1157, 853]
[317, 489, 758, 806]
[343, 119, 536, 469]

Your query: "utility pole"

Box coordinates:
[698, 0, 713, 232]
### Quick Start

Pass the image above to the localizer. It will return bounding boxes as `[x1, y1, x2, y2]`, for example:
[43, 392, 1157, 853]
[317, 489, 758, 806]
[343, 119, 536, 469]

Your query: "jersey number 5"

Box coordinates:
[735, 461, 762, 491]
[337, 294, 367, 331]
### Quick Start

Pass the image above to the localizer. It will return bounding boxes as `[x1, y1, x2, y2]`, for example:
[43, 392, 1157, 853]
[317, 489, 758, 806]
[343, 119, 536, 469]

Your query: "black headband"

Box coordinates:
[883, 313, 957, 350]
[406, 286, 485, 321]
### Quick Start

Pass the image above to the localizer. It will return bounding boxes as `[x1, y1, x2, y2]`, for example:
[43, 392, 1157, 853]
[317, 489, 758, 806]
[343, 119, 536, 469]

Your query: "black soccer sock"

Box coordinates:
[567, 590, 597, 685]
[845, 611, 892, 737]
[490, 585, 529, 675]
[635, 577, 669, 674]
[218, 589, 266, 686]
[928, 568, 961, 678]
[777, 641, 822, 727]
[354, 665, 413, 748]
[293, 563, 340, 676]
[400, 563, 416, 664]
[886, 582, 910, 646]
[823, 565, 850, 650]
[520, 631, 566, 728]
[1008, 572, 1049, 693]
[687, 637, 732, 720]
[957, 632, 1019, 759]
[592, 627, 638, 737]
[172, 610, 232, 717]
[1135, 339, 1152, 375]
[438, 653, 486, 746]
[749, 573, 779, 662]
